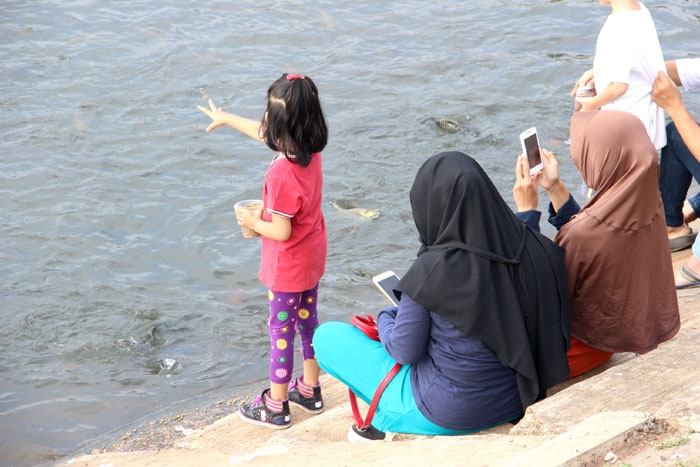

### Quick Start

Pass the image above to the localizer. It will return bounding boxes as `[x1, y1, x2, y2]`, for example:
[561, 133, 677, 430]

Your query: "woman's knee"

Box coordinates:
[313, 321, 355, 358]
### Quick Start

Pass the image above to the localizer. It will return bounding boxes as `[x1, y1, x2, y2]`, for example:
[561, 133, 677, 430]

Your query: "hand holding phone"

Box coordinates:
[513, 155, 539, 212]
[519, 127, 543, 175]
[372, 271, 401, 306]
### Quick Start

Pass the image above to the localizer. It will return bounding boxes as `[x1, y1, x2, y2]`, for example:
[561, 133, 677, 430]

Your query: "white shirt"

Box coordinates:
[677, 58, 700, 92]
[594, 3, 666, 149]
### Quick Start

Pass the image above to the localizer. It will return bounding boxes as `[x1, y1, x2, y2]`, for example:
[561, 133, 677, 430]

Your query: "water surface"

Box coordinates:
[1, 1, 698, 465]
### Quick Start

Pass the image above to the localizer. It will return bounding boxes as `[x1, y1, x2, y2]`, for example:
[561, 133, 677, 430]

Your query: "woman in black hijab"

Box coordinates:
[314, 152, 570, 441]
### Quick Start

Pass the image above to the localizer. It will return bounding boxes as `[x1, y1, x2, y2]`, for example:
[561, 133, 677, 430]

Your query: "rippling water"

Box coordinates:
[1, 1, 698, 465]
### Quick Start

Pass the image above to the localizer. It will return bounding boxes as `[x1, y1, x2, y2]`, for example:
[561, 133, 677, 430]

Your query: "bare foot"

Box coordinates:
[676, 254, 700, 288]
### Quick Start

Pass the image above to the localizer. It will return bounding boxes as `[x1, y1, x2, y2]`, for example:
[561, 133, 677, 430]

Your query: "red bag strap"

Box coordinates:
[350, 314, 380, 341]
[349, 362, 403, 431]
[348, 313, 402, 430]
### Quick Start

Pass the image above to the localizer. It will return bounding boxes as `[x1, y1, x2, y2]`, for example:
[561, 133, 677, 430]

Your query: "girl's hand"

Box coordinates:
[571, 68, 595, 96]
[513, 155, 538, 212]
[197, 99, 229, 132]
[236, 204, 263, 231]
[533, 149, 560, 191]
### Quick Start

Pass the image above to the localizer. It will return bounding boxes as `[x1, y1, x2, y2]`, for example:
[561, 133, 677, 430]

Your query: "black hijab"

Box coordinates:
[398, 152, 570, 408]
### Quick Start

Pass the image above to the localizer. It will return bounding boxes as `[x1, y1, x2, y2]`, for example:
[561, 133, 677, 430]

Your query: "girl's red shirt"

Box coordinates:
[258, 152, 327, 292]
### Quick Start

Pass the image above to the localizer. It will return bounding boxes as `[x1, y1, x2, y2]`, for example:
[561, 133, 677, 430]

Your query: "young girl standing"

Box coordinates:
[198, 73, 328, 429]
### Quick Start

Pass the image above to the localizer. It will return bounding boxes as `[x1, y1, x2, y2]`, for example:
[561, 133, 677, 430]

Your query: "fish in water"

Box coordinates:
[348, 207, 380, 219]
[142, 324, 163, 346]
[435, 118, 460, 133]
[330, 201, 380, 219]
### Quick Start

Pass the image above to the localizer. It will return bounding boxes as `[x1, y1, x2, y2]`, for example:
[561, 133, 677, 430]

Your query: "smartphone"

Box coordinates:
[519, 127, 543, 175]
[372, 271, 401, 306]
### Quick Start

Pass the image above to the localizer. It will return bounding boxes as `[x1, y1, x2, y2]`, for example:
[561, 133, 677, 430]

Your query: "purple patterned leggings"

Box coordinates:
[267, 283, 319, 384]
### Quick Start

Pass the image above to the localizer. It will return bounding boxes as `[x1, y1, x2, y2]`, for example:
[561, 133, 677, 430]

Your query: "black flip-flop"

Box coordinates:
[676, 264, 700, 290]
[669, 228, 698, 253]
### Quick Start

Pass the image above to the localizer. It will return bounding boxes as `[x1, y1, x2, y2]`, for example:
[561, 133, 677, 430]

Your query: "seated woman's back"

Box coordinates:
[313, 151, 571, 438]
[379, 292, 522, 430]
[397, 152, 571, 420]
[557, 110, 680, 354]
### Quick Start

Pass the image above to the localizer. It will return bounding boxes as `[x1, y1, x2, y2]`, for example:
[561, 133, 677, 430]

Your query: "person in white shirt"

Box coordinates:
[572, 0, 666, 150]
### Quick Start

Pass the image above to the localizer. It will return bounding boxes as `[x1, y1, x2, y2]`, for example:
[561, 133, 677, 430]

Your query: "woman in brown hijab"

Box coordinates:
[514, 109, 680, 378]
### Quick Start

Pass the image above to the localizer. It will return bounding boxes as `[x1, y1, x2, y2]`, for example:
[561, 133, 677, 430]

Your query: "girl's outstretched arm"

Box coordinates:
[197, 99, 264, 142]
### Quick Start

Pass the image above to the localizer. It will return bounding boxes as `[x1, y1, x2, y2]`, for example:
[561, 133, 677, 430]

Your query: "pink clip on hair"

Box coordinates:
[286, 73, 305, 81]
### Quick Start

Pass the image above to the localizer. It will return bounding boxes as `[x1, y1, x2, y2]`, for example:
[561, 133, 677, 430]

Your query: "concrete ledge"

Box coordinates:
[508, 411, 654, 467]
[514, 328, 700, 436]
[656, 382, 700, 432]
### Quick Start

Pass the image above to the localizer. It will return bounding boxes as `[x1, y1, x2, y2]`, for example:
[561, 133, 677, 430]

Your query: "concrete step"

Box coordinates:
[56, 228, 700, 467]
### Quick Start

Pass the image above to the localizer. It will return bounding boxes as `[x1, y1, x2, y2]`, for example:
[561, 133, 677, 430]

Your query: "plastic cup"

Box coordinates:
[574, 86, 596, 112]
[234, 200, 263, 238]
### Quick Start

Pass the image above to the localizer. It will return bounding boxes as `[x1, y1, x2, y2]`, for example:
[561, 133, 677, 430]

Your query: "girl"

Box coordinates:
[198, 73, 328, 429]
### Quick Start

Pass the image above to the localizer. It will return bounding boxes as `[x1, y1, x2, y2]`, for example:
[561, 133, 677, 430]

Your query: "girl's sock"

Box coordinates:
[297, 375, 319, 399]
[264, 393, 287, 412]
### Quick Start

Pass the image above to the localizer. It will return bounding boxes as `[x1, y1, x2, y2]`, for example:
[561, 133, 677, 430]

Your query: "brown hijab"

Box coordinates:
[556, 110, 679, 353]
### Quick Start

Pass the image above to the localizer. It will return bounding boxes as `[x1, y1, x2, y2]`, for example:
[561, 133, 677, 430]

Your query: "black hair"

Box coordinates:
[260, 73, 328, 167]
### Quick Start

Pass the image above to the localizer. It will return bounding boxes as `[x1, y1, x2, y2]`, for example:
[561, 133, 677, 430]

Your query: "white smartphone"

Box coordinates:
[372, 271, 401, 306]
[519, 127, 543, 175]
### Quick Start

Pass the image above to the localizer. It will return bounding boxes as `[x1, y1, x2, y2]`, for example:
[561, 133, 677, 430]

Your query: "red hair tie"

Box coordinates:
[286, 73, 305, 81]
